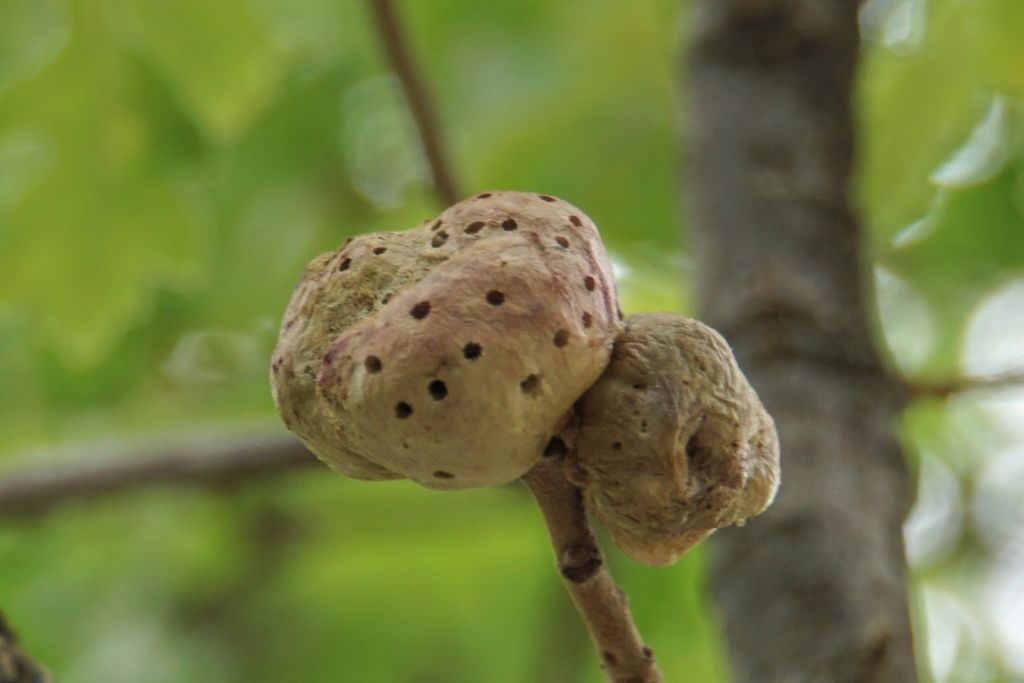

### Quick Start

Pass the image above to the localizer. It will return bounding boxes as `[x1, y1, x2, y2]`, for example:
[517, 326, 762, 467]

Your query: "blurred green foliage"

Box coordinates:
[1, 0, 1023, 681]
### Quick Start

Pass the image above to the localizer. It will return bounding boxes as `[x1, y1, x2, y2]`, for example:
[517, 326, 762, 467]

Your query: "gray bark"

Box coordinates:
[685, 2, 918, 681]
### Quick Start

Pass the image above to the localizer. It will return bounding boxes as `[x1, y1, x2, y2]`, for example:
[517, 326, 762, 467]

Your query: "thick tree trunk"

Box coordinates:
[685, 2, 918, 682]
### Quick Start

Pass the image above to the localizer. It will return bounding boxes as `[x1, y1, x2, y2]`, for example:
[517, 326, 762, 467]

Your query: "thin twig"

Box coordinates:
[522, 456, 664, 683]
[907, 370, 1024, 400]
[0, 434, 317, 519]
[367, 0, 461, 206]
[0, 612, 51, 683]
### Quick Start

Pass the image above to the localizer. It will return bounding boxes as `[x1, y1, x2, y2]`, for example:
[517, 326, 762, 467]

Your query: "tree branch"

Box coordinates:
[0, 612, 50, 683]
[0, 434, 317, 519]
[906, 369, 1024, 400]
[367, 0, 461, 206]
[522, 456, 664, 683]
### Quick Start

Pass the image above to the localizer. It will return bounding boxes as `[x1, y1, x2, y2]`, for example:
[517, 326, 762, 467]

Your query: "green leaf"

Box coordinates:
[930, 96, 1012, 188]
[110, 0, 287, 140]
[973, 0, 1024, 97]
[859, 0, 990, 244]
[0, 8, 206, 367]
[885, 165, 1024, 373]
[0, 0, 70, 94]
[244, 0, 373, 71]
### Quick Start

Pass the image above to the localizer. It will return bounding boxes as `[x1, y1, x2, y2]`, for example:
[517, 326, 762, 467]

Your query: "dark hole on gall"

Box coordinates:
[553, 329, 570, 347]
[428, 380, 448, 400]
[411, 301, 431, 319]
[612, 442, 622, 450]
[520, 374, 540, 395]
[486, 290, 505, 306]
[373, 247, 387, 255]
[539, 195, 556, 202]
[431, 231, 449, 248]
[431, 219, 443, 231]
[569, 215, 582, 227]
[365, 356, 382, 373]
[465, 221, 485, 234]
[544, 436, 568, 458]
[433, 470, 455, 479]
[395, 402, 413, 418]
[603, 652, 618, 666]
[686, 436, 700, 460]
[584, 276, 596, 291]
[463, 342, 482, 360]
[582, 312, 593, 328]
[477, 192, 492, 198]
[556, 236, 570, 248]
[633, 383, 646, 390]
[339, 257, 352, 271]
[502, 218, 518, 231]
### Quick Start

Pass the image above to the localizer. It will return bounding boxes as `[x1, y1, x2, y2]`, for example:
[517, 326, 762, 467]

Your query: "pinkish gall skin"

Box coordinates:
[272, 191, 622, 489]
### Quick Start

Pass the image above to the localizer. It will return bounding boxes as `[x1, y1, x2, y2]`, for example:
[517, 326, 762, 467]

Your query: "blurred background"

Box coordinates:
[0, 0, 1023, 681]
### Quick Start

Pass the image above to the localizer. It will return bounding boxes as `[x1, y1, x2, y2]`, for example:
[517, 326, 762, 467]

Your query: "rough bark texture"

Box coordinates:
[686, 2, 918, 682]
